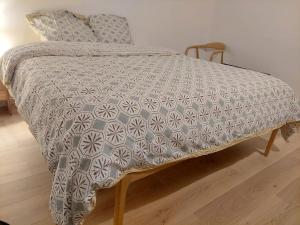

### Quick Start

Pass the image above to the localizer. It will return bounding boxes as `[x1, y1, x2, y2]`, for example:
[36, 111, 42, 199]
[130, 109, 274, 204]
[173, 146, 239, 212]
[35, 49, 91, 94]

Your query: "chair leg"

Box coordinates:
[196, 48, 200, 59]
[113, 176, 131, 225]
[221, 52, 224, 64]
[264, 129, 279, 156]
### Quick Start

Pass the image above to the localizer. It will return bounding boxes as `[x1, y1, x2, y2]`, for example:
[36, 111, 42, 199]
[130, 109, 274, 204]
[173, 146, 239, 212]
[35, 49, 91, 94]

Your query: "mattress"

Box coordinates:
[1, 41, 300, 225]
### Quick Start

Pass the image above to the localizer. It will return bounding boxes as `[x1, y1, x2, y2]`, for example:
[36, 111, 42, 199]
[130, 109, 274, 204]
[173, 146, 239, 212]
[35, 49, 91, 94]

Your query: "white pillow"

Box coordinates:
[26, 10, 98, 42]
[89, 14, 133, 44]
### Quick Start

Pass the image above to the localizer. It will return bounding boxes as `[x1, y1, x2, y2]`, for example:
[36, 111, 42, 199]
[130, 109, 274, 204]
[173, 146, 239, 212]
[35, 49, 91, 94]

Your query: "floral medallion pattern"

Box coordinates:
[89, 155, 111, 181]
[149, 114, 166, 133]
[73, 173, 90, 201]
[72, 113, 94, 133]
[105, 122, 126, 146]
[1, 42, 299, 225]
[94, 103, 119, 120]
[128, 117, 147, 139]
[112, 147, 131, 168]
[79, 130, 105, 156]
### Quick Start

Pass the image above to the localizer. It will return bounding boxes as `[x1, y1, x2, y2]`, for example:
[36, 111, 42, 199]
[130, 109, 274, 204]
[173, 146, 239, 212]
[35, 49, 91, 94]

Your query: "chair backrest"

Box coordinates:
[185, 42, 226, 64]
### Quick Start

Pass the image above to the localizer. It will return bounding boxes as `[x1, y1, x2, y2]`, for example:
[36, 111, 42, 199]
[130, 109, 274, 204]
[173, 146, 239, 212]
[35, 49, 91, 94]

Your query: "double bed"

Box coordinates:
[1, 10, 300, 225]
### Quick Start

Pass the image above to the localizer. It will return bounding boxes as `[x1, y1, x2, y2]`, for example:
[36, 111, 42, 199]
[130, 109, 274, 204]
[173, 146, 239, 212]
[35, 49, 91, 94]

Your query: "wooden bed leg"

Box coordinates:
[264, 129, 279, 156]
[7, 98, 13, 115]
[113, 176, 131, 225]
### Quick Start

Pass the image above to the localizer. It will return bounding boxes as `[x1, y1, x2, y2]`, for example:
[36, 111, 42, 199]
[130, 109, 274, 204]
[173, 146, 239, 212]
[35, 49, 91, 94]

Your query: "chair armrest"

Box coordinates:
[185, 42, 226, 63]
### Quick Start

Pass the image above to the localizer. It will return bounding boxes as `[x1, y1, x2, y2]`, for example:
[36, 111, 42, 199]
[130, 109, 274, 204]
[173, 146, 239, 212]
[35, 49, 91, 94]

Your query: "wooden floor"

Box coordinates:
[0, 108, 300, 225]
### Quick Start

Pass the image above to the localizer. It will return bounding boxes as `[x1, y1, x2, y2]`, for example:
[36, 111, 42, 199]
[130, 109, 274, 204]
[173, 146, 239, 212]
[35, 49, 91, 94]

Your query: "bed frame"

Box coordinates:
[112, 127, 280, 225]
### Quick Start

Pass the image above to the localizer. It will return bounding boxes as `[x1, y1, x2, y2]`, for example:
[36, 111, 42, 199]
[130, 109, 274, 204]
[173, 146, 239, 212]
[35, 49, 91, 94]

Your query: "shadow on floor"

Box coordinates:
[86, 136, 277, 224]
[0, 106, 22, 126]
[0, 220, 10, 225]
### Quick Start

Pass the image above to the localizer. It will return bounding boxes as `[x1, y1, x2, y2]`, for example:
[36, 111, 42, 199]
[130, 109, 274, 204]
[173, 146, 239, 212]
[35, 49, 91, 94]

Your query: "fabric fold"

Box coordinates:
[1, 41, 299, 225]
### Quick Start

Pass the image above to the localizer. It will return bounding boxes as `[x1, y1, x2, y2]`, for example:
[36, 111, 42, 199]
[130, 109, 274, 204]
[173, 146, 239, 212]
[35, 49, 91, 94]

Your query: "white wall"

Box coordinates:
[210, 0, 300, 97]
[0, 0, 216, 52]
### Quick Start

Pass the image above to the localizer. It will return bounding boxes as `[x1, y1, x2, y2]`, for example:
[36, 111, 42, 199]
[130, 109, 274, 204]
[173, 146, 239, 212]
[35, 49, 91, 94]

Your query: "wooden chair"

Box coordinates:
[185, 42, 226, 64]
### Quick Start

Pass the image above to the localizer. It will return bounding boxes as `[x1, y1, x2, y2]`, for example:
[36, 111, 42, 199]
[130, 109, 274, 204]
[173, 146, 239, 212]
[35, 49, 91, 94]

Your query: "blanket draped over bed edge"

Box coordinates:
[1, 42, 300, 225]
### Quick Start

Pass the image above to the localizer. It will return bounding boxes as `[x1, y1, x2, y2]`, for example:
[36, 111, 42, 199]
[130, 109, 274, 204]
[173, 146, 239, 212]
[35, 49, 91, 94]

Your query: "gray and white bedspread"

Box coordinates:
[1, 42, 300, 225]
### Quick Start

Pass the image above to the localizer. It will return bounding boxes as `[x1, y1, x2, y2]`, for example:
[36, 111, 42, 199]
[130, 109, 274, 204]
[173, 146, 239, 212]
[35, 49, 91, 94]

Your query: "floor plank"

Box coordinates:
[239, 176, 300, 225]
[194, 149, 300, 225]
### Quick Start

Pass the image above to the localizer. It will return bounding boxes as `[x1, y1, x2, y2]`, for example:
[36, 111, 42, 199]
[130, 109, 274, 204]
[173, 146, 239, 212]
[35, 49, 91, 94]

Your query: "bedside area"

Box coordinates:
[0, 81, 13, 114]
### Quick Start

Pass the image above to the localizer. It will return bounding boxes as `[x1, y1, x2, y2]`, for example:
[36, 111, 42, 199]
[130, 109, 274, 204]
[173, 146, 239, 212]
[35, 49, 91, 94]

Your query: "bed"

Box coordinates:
[1, 40, 300, 225]
[1, 9, 300, 225]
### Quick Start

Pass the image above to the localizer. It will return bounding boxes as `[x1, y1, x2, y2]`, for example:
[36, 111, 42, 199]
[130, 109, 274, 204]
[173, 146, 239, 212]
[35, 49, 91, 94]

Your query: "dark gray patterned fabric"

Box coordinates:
[1, 42, 300, 225]
[27, 10, 97, 42]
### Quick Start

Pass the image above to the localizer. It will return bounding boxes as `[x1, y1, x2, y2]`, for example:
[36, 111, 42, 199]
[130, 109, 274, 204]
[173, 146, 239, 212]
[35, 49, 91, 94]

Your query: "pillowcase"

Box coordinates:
[26, 10, 98, 42]
[89, 14, 133, 44]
